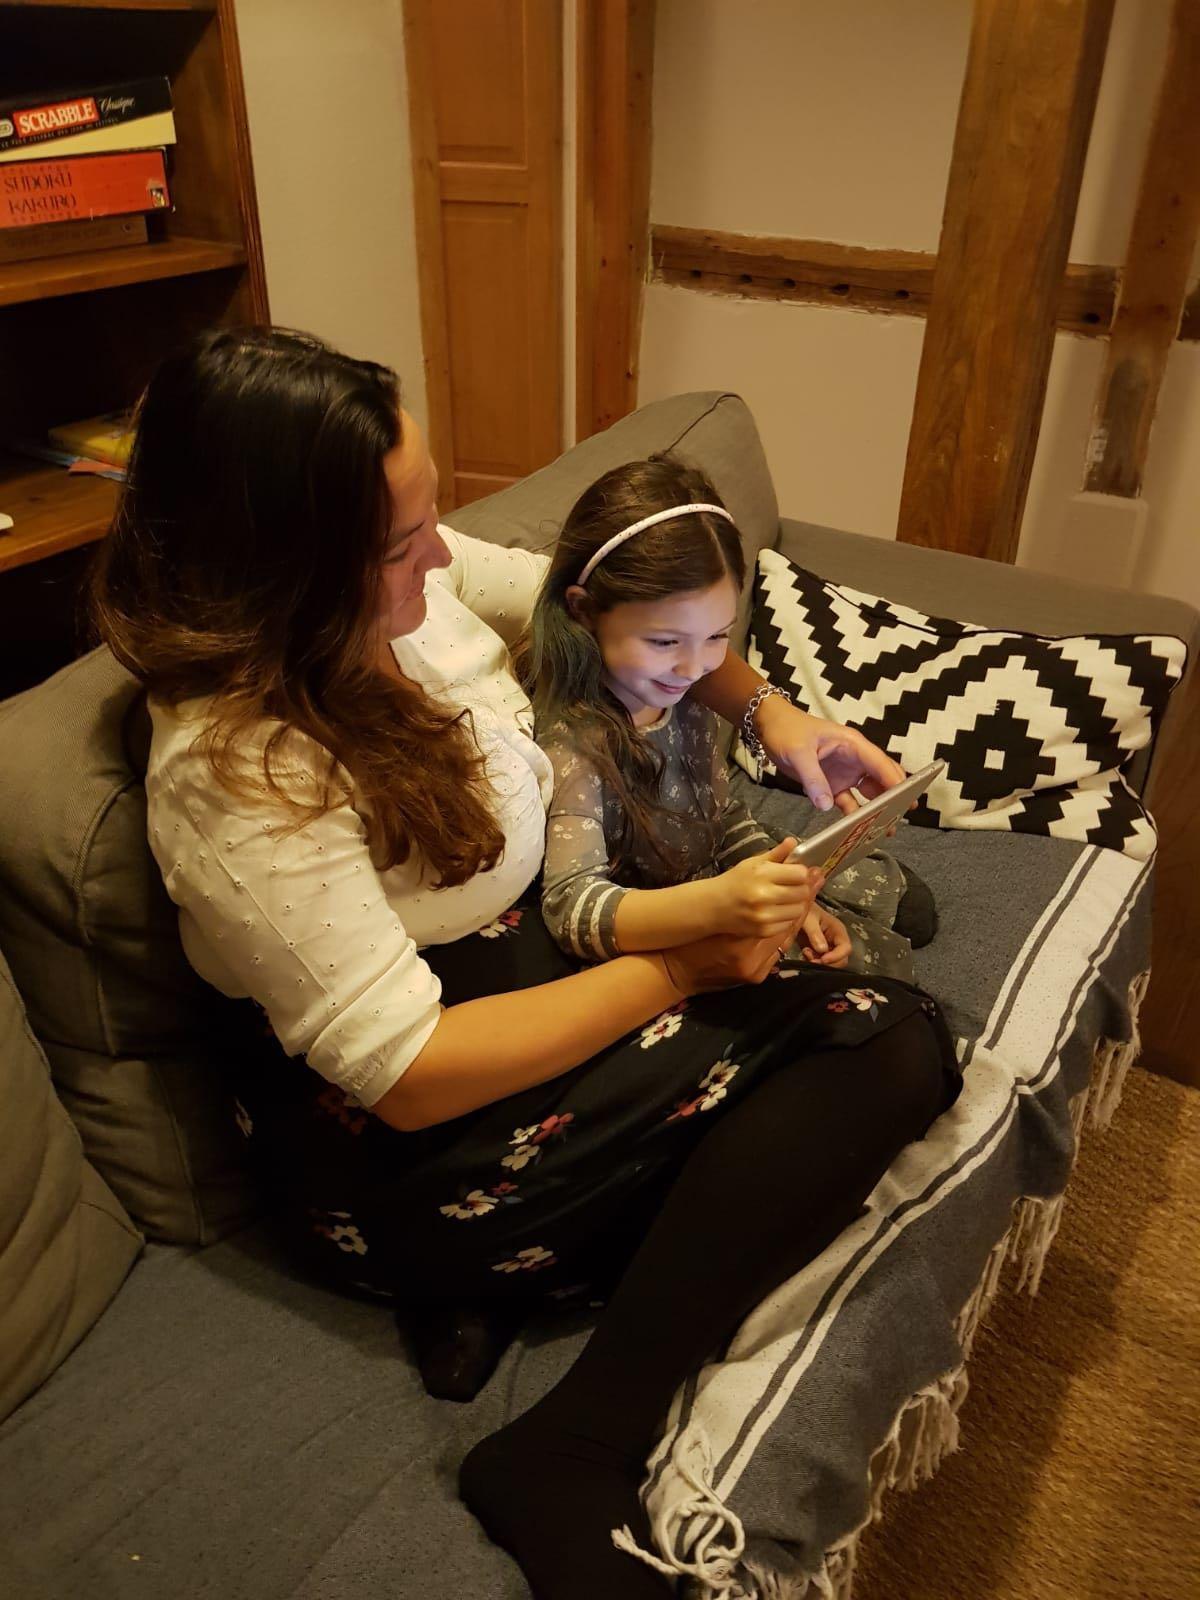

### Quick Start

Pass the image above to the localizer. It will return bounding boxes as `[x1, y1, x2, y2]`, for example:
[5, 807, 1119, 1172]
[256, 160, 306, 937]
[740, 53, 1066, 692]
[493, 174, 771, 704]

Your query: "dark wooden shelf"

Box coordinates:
[0, 235, 246, 307]
[0, 454, 118, 573]
[3, 2, 217, 13]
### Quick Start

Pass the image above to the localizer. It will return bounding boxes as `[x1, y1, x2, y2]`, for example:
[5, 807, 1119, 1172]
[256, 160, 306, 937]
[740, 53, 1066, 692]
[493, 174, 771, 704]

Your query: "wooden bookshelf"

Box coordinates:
[0, 0, 267, 611]
[0, 454, 119, 574]
[0, 236, 247, 307]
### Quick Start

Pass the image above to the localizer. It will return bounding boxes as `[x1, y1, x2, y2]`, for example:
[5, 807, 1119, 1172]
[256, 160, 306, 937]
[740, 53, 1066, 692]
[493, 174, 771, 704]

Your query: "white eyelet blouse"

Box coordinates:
[145, 527, 551, 1108]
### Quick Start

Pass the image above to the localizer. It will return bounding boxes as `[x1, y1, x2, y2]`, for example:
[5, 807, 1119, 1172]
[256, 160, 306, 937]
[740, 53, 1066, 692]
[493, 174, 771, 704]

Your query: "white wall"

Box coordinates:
[234, 0, 427, 430]
[640, 0, 1200, 609]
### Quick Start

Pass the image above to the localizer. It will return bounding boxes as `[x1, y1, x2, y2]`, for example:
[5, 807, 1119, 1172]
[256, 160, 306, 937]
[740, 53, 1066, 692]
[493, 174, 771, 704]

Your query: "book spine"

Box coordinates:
[0, 213, 149, 262]
[0, 151, 170, 230]
[0, 78, 173, 155]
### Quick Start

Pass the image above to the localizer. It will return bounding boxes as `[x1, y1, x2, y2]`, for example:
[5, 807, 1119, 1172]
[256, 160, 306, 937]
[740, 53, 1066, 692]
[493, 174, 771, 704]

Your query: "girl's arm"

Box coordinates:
[541, 731, 821, 957]
[539, 738, 719, 958]
[708, 730, 773, 868]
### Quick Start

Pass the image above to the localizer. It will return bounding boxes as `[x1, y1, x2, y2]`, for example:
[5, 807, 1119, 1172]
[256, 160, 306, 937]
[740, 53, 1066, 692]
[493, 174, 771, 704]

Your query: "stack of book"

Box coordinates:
[0, 77, 176, 264]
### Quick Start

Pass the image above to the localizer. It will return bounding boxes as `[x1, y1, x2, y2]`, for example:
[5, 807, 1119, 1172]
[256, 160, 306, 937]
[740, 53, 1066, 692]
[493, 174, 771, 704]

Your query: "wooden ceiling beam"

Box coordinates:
[896, 0, 1115, 563]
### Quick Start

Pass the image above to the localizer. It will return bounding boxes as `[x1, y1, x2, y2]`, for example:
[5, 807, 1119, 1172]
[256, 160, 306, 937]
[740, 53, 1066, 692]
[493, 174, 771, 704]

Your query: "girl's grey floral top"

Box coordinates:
[540, 699, 768, 961]
[538, 698, 919, 982]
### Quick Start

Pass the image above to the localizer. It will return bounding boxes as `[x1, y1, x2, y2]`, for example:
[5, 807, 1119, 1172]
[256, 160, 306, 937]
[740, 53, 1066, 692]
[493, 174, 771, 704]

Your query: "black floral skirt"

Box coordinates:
[233, 898, 959, 1304]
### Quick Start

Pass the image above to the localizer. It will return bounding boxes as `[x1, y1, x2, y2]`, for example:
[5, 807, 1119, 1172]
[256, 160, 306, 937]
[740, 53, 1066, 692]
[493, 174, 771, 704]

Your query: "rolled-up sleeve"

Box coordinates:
[439, 524, 549, 646]
[540, 738, 629, 962]
[148, 760, 443, 1108]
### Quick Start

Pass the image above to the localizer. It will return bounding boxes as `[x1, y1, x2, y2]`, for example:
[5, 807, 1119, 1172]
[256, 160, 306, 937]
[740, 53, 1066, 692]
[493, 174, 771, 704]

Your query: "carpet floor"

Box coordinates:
[854, 1065, 1199, 1600]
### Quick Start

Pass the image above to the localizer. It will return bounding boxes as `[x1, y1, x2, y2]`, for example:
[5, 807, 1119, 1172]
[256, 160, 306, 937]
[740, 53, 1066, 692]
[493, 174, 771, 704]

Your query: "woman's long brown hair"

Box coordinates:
[520, 455, 746, 877]
[91, 325, 503, 886]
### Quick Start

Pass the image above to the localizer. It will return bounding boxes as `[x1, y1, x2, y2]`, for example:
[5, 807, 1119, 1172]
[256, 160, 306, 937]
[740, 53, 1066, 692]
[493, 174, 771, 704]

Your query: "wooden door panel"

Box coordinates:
[443, 204, 532, 481]
[430, 0, 525, 165]
[406, 0, 562, 510]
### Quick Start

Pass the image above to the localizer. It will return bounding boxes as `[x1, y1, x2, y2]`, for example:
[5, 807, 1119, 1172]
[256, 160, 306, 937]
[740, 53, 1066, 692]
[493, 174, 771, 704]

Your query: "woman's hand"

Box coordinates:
[754, 697, 906, 815]
[663, 919, 805, 994]
[799, 907, 852, 969]
[704, 838, 824, 939]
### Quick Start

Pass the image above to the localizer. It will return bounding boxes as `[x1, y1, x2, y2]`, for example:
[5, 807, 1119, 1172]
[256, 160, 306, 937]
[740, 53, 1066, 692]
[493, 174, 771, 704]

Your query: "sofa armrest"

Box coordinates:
[775, 517, 1199, 799]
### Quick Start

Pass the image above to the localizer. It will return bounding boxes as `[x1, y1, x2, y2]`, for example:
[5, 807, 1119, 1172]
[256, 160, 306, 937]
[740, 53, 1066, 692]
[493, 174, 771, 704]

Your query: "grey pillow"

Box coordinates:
[0, 943, 142, 1422]
[0, 648, 260, 1245]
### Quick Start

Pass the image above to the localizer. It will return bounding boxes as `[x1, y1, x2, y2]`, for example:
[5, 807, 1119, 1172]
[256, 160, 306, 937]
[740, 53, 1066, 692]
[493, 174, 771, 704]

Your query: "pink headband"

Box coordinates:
[576, 503, 736, 587]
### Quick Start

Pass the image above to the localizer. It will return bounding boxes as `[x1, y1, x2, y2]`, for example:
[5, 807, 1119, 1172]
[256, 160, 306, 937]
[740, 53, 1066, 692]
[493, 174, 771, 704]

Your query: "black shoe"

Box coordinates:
[403, 1297, 527, 1402]
[894, 862, 938, 948]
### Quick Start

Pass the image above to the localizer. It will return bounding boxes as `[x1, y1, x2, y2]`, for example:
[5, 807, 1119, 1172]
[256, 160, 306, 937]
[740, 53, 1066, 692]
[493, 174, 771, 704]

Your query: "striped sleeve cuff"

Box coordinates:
[715, 815, 772, 867]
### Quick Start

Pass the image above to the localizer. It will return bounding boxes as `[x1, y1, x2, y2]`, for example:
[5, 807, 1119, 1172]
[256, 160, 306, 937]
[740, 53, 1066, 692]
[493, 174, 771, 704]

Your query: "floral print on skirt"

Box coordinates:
[231, 896, 959, 1304]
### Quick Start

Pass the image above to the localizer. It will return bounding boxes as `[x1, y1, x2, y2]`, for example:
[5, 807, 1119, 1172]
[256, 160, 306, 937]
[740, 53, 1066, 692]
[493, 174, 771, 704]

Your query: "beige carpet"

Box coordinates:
[853, 1066, 1199, 1600]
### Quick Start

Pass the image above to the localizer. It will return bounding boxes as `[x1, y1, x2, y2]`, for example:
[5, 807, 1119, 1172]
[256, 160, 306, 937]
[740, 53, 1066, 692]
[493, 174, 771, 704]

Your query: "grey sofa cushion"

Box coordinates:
[0, 943, 141, 1423]
[447, 392, 780, 656]
[0, 1221, 579, 1600]
[0, 648, 259, 1246]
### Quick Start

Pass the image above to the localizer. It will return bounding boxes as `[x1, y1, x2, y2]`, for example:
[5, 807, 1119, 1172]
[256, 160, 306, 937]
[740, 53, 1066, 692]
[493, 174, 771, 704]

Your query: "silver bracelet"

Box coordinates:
[741, 681, 792, 765]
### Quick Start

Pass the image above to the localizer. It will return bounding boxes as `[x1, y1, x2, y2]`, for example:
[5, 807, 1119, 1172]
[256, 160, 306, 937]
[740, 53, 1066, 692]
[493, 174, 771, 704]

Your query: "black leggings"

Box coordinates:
[460, 1009, 948, 1599]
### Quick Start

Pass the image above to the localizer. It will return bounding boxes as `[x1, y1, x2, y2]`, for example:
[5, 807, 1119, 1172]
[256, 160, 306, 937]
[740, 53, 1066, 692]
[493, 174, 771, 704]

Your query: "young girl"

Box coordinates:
[524, 455, 926, 982]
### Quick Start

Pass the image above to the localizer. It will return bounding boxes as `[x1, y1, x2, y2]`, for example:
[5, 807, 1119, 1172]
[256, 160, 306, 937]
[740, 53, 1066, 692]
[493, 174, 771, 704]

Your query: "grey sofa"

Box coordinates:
[1, 393, 1195, 1600]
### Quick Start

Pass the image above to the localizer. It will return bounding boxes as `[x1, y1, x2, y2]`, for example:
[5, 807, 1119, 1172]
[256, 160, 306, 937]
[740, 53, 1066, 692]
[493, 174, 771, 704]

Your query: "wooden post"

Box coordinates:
[575, 0, 656, 440]
[896, 0, 1114, 563]
[1083, 0, 1200, 498]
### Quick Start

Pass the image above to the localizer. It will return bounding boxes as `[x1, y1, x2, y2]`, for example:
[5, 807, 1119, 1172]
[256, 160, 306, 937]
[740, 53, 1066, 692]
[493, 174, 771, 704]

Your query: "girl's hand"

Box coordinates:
[663, 922, 804, 994]
[753, 698, 907, 816]
[707, 839, 824, 938]
[799, 907, 852, 969]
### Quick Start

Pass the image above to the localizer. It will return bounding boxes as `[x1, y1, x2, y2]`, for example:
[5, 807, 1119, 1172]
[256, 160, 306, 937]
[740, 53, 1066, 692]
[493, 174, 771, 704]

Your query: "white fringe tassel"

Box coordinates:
[614, 973, 1148, 1600]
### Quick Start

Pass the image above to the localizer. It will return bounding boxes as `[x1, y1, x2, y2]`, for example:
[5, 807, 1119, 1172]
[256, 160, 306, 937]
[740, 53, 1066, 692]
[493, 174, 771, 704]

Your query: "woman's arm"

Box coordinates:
[379, 916, 807, 1130]
[153, 712, 792, 1136]
[438, 524, 549, 646]
[690, 651, 907, 814]
[378, 953, 681, 1129]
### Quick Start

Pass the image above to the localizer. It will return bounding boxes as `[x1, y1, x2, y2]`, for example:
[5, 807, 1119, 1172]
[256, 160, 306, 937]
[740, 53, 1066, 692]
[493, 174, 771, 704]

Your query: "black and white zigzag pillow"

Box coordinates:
[734, 548, 1187, 861]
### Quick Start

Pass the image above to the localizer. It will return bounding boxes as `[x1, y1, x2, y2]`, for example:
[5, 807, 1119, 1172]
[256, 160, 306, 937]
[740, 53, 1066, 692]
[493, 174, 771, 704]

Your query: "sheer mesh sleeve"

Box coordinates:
[540, 733, 629, 962]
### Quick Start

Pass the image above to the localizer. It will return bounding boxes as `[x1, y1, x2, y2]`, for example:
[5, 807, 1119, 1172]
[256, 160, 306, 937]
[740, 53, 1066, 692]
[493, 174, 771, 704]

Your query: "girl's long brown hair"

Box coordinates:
[520, 455, 746, 877]
[91, 325, 503, 886]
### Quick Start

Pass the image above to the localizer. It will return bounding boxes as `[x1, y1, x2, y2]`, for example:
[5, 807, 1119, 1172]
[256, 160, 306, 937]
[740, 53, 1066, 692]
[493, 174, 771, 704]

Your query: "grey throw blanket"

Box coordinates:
[615, 779, 1153, 1599]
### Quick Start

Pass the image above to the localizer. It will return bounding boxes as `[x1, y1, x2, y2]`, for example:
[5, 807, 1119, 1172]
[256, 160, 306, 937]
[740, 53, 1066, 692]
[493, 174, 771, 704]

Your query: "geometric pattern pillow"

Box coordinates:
[733, 548, 1188, 861]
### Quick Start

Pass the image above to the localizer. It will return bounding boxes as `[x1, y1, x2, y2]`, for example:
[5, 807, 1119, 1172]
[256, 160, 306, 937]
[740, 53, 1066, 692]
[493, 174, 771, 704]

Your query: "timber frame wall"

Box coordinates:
[409, 1, 1200, 1087]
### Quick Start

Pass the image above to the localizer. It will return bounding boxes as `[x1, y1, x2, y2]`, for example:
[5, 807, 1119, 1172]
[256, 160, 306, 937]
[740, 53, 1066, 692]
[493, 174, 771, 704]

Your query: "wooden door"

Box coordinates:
[404, 0, 563, 510]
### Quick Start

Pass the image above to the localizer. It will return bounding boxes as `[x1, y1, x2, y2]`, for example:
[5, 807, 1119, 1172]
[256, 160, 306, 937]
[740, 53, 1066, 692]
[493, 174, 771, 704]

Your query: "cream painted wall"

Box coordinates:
[640, 0, 1200, 609]
[234, 0, 427, 430]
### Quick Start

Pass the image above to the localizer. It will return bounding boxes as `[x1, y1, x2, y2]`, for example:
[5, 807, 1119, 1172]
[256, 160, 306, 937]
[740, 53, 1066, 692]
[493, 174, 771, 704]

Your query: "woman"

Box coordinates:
[92, 327, 958, 1600]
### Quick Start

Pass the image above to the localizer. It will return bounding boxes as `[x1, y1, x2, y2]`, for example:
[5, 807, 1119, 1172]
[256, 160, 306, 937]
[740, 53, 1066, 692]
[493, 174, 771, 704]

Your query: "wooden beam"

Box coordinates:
[402, 0, 457, 506]
[650, 225, 1117, 337]
[1141, 662, 1200, 1089]
[1083, 0, 1200, 497]
[896, 0, 1114, 563]
[1180, 278, 1200, 341]
[575, 0, 655, 441]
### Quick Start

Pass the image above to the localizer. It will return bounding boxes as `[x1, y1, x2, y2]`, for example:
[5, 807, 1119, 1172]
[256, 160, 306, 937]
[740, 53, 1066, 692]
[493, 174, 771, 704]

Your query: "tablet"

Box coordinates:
[788, 760, 945, 876]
